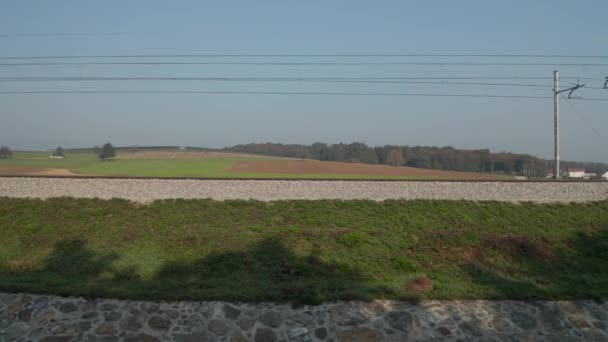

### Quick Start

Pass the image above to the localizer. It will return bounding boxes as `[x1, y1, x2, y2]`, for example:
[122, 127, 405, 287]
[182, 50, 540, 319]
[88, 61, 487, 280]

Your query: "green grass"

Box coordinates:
[0, 151, 99, 170]
[78, 159, 237, 177]
[1, 198, 606, 303]
[0, 152, 245, 177]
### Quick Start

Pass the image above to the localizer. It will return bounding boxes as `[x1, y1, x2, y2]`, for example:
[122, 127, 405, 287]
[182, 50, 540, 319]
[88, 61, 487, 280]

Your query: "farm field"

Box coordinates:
[0, 198, 606, 303]
[0, 150, 508, 180]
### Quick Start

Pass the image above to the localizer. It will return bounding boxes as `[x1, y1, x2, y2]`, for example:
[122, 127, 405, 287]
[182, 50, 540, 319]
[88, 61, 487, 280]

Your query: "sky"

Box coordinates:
[0, 0, 607, 162]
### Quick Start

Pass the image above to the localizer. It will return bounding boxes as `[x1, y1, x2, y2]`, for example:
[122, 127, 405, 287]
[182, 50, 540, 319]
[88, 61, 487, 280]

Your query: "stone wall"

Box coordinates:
[1, 293, 607, 341]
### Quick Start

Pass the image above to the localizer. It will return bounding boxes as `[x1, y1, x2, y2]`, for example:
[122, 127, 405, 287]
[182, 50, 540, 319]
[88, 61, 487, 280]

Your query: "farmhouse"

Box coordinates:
[602, 172, 608, 180]
[560, 168, 585, 178]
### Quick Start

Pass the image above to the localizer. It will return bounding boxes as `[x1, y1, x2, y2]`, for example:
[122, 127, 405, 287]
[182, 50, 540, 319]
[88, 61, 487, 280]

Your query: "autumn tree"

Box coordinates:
[387, 148, 404, 167]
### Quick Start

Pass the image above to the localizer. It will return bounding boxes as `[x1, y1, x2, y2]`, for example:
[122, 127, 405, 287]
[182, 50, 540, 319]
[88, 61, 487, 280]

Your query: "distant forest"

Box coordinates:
[226, 142, 608, 176]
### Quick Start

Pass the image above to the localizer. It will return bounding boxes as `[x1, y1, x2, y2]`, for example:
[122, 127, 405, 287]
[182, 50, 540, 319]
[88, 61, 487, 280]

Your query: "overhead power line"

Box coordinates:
[0, 32, 173, 38]
[2, 53, 608, 59]
[0, 76, 555, 88]
[561, 96, 608, 145]
[0, 90, 606, 101]
[1, 62, 608, 67]
[0, 74, 579, 80]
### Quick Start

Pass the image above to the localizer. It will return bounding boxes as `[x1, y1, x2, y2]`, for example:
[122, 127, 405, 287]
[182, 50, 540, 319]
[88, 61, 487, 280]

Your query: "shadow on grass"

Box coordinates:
[462, 229, 608, 300]
[1, 238, 394, 304]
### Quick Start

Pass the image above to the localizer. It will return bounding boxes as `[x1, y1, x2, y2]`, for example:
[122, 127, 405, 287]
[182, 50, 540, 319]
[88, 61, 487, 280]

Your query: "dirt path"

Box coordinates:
[0, 166, 82, 176]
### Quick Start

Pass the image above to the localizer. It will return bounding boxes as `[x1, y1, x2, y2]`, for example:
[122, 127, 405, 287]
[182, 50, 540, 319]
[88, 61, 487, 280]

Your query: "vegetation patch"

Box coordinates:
[0, 151, 508, 179]
[338, 232, 366, 247]
[0, 198, 607, 303]
[405, 276, 434, 294]
[480, 235, 556, 261]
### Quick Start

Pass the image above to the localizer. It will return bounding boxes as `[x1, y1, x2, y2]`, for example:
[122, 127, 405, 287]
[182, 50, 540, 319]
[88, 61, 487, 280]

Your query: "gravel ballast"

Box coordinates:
[1, 177, 607, 203]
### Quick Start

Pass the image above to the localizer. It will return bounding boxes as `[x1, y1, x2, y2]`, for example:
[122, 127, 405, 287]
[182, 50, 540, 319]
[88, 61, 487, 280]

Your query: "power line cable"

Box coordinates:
[3, 53, 608, 59]
[1, 62, 608, 67]
[561, 96, 608, 145]
[0, 76, 556, 88]
[0, 32, 173, 38]
[1, 90, 607, 101]
[0, 73, 583, 80]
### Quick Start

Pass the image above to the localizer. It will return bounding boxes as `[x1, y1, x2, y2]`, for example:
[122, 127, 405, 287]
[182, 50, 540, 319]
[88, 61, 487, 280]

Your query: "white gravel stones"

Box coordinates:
[0, 177, 607, 203]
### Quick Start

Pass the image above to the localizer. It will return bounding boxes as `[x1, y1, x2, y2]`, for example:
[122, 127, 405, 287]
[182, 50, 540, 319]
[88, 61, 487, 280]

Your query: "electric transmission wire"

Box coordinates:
[0, 76, 556, 88]
[0, 74, 582, 81]
[1, 90, 607, 101]
[1, 62, 608, 67]
[561, 96, 608, 145]
[3, 53, 608, 59]
[0, 32, 173, 38]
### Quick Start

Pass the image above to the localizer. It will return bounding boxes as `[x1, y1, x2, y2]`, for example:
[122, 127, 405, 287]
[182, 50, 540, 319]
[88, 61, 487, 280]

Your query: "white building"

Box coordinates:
[561, 168, 585, 178]
[602, 172, 608, 181]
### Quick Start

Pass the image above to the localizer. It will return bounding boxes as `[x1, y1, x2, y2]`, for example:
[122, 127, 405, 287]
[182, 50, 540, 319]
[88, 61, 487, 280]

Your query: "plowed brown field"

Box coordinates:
[228, 159, 505, 179]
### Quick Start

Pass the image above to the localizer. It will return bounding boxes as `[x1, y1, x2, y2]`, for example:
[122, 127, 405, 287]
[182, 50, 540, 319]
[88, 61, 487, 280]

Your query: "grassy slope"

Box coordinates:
[0, 198, 606, 303]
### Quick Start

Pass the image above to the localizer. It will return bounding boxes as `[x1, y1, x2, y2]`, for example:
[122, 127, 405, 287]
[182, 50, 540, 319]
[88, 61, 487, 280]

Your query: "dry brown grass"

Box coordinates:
[481, 235, 555, 261]
[328, 228, 353, 239]
[8, 258, 39, 273]
[405, 276, 434, 294]
[0, 166, 81, 176]
[122, 229, 139, 243]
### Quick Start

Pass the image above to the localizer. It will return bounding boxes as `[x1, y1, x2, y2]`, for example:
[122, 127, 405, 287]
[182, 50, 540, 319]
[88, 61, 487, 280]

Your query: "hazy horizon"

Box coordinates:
[7, 139, 608, 164]
[1, 1, 607, 163]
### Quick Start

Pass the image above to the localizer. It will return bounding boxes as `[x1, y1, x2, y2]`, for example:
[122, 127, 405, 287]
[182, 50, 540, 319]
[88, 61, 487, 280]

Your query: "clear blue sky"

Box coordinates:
[1, 1, 607, 162]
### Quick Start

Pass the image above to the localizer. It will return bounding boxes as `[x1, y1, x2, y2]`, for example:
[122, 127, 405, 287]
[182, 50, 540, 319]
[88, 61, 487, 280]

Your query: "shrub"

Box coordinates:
[338, 232, 365, 247]
[391, 257, 420, 272]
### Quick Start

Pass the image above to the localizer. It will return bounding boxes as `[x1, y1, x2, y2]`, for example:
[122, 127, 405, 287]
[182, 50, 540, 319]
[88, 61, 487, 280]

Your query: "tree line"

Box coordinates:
[226, 142, 608, 176]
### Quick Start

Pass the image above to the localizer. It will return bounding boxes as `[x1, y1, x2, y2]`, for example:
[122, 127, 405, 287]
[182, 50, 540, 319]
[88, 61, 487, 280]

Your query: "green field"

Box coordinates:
[0, 151, 502, 179]
[0, 151, 240, 177]
[1, 198, 606, 303]
[0, 151, 99, 170]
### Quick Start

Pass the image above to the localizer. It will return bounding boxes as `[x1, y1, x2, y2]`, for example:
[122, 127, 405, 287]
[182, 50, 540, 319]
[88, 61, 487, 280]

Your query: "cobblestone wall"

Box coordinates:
[1, 293, 607, 341]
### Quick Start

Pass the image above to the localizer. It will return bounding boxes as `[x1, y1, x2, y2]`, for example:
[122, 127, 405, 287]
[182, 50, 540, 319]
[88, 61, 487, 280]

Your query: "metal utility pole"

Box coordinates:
[552, 71, 584, 180]
[553, 71, 560, 180]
